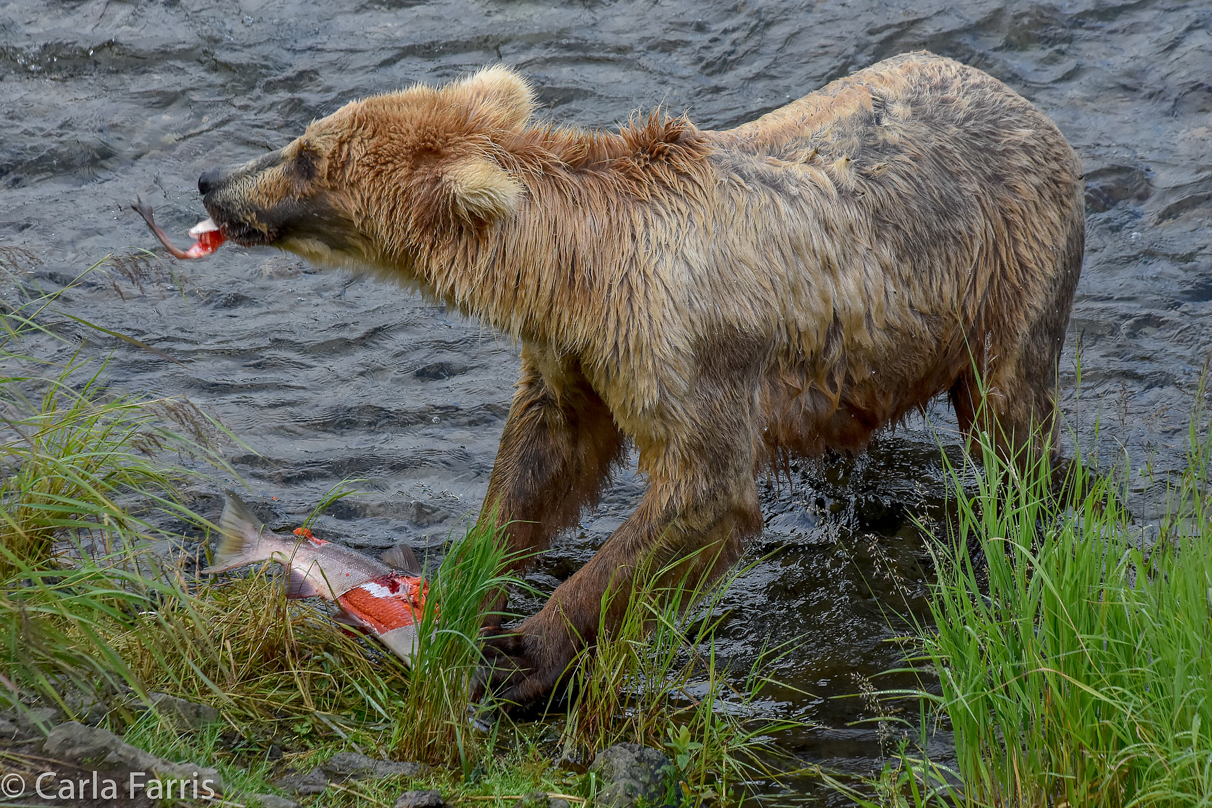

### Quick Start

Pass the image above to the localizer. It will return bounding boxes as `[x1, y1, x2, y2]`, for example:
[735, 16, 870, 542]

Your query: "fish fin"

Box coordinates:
[379, 543, 420, 574]
[332, 608, 369, 629]
[200, 490, 267, 574]
[286, 567, 322, 599]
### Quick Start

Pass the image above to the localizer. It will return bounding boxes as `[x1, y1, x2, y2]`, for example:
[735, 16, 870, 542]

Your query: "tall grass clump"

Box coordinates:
[561, 552, 805, 804]
[387, 517, 516, 768]
[118, 568, 410, 734]
[1, 559, 167, 718]
[907, 399, 1212, 808]
[0, 354, 231, 571]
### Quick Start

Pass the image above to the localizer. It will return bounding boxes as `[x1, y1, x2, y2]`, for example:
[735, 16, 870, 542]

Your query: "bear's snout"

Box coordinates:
[198, 167, 223, 196]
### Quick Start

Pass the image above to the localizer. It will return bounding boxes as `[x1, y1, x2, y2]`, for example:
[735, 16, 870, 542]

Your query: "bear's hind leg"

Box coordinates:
[951, 208, 1082, 483]
[951, 364, 1048, 453]
[950, 360, 1057, 469]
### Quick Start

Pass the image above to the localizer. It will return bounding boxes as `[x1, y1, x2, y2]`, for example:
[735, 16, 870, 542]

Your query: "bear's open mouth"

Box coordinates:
[211, 216, 277, 248]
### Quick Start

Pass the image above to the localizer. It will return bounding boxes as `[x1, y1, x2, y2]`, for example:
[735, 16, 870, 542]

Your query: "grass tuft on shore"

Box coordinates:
[386, 516, 515, 768]
[2, 265, 235, 712]
[1, 324, 234, 573]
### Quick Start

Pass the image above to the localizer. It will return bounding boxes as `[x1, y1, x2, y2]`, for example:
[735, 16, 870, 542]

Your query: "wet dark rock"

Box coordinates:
[274, 751, 425, 796]
[148, 692, 221, 729]
[259, 257, 305, 279]
[394, 790, 445, 808]
[407, 499, 450, 527]
[321, 751, 426, 780]
[202, 290, 257, 308]
[42, 721, 225, 792]
[62, 687, 117, 726]
[249, 794, 301, 808]
[0, 716, 25, 741]
[60, 683, 126, 726]
[10, 705, 61, 734]
[519, 791, 546, 808]
[75, 702, 110, 727]
[272, 767, 330, 796]
[519, 790, 569, 808]
[588, 743, 671, 808]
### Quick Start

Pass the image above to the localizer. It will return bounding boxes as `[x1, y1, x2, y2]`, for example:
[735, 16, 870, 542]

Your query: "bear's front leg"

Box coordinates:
[478, 469, 762, 706]
[477, 348, 625, 623]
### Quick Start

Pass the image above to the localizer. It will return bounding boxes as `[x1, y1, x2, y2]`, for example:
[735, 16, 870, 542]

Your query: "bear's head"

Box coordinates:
[197, 66, 535, 271]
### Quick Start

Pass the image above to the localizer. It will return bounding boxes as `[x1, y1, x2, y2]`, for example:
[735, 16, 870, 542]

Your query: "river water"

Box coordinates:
[2, 0, 1210, 802]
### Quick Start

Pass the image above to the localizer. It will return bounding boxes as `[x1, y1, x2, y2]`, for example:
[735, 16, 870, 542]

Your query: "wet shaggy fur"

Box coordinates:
[198, 52, 1085, 704]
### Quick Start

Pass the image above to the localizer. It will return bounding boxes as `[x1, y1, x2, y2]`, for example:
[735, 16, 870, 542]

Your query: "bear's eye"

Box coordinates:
[293, 148, 319, 183]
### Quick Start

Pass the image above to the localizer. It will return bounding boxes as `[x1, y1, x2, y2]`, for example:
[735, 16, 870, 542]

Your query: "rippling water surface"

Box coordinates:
[2, 0, 1210, 802]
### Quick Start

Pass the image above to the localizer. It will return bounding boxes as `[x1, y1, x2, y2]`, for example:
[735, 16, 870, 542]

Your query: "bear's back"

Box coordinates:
[714, 52, 1074, 177]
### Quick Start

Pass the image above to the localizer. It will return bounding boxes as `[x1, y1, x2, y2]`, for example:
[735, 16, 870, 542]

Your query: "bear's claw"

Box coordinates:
[474, 626, 568, 709]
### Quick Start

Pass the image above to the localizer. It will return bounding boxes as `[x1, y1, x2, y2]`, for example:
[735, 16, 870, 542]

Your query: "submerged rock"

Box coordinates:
[589, 743, 671, 808]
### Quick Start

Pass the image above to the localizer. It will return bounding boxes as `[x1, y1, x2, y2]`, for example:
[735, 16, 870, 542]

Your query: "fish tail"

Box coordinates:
[200, 490, 268, 574]
[378, 625, 419, 667]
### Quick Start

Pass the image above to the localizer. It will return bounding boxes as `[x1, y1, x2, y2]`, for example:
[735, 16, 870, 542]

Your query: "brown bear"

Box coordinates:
[195, 51, 1084, 704]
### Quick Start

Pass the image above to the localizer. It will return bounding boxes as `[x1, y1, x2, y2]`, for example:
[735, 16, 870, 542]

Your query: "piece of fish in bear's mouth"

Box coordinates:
[187, 218, 226, 257]
[131, 196, 228, 260]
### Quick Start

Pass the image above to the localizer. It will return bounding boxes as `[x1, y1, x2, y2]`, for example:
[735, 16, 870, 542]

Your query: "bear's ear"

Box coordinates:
[450, 66, 536, 132]
[444, 156, 522, 223]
